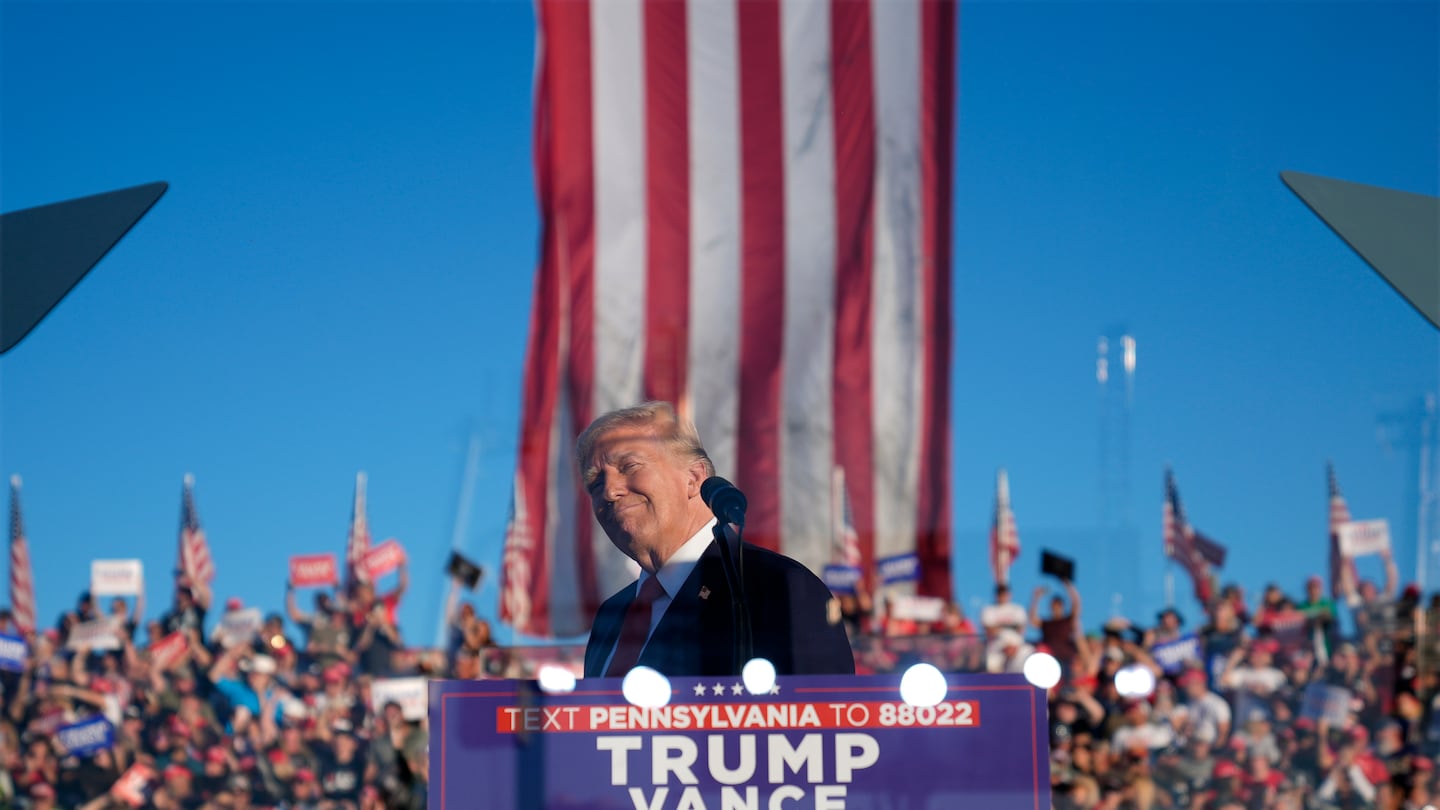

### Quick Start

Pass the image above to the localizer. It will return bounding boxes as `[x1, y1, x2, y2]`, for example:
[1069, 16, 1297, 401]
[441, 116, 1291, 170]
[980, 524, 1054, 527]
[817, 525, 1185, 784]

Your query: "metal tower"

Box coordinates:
[1097, 327, 1137, 598]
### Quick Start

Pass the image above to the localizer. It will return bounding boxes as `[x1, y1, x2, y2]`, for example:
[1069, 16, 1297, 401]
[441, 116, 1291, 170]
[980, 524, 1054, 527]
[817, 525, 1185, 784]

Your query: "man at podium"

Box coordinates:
[578, 401, 855, 678]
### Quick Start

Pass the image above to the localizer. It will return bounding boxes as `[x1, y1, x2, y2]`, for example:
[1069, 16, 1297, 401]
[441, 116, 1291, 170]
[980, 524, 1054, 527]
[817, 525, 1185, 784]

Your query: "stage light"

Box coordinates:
[537, 665, 577, 694]
[621, 666, 672, 708]
[1114, 664, 1156, 699]
[742, 658, 777, 695]
[1022, 652, 1061, 689]
[899, 663, 947, 707]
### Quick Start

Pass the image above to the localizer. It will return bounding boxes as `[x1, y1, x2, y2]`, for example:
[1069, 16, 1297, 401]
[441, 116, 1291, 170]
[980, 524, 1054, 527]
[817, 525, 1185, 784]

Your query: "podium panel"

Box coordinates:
[430, 673, 1050, 809]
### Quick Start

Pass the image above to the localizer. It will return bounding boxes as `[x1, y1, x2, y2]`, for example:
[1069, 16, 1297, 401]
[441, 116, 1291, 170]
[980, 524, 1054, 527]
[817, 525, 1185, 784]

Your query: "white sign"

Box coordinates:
[91, 559, 144, 596]
[67, 619, 121, 651]
[215, 608, 264, 648]
[1339, 519, 1391, 558]
[370, 677, 429, 721]
[889, 595, 946, 623]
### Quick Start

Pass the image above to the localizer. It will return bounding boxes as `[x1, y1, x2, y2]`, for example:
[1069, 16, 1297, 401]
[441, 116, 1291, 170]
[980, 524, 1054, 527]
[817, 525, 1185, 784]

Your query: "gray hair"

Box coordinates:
[575, 401, 715, 481]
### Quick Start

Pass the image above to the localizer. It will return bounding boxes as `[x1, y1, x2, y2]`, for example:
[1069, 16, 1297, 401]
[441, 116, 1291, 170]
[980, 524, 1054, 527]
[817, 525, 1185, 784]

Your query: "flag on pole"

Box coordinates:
[501, 0, 957, 636]
[989, 468, 1020, 587]
[176, 473, 214, 587]
[9, 476, 37, 636]
[1163, 468, 1224, 604]
[345, 472, 371, 591]
[500, 473, 535, 633]
[831, 467, 863, 570]
[1327, 462, 1359, 600]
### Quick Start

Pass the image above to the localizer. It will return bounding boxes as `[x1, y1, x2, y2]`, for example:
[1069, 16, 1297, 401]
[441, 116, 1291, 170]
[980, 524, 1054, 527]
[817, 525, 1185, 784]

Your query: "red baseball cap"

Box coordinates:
[1177, 669, 1206, 687]
[226, 597, 244, 611]
[295, 768, 317, 783]
[164, 764, 192, 781]
[206, 748, 227, 764]
[1214, 760, 1242, 779]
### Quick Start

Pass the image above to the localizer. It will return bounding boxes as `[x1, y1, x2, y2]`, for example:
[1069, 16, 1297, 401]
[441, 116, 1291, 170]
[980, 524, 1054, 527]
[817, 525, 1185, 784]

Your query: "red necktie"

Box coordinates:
[606, 576, 665, 676]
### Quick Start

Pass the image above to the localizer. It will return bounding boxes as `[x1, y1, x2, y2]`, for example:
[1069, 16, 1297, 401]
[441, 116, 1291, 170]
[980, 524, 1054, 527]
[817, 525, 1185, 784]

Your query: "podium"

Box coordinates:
[430, 672, 1051, 809]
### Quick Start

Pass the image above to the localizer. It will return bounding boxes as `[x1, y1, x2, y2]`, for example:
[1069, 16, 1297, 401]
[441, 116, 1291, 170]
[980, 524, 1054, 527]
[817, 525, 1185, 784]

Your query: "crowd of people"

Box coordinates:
[2, 549, 1438, 809]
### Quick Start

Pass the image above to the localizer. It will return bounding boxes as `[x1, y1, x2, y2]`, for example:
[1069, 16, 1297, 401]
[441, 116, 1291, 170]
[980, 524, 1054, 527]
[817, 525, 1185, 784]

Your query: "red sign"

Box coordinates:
[290, 553, 339, 587]
[364, 539, 406, 580]
[149, 632, 189, 671]
[112, 763, 155, 807]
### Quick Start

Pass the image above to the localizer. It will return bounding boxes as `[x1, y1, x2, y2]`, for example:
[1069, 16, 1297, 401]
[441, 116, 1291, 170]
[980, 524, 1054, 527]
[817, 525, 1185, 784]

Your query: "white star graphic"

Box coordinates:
[730, 682, 744, 695]
[769, 684, 781, 695]
[693, 683, 708, 697]
[711, 683, 726, 696]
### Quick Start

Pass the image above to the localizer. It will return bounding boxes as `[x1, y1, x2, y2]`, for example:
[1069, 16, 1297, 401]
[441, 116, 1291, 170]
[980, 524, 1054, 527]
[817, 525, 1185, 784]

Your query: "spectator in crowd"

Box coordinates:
[1031, 581, 1082, 674]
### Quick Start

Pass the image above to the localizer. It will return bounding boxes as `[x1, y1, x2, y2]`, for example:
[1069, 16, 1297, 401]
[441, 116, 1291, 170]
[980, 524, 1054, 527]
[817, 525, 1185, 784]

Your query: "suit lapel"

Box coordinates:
[640, 542, 731, 675]
[587, 582, 637, 677]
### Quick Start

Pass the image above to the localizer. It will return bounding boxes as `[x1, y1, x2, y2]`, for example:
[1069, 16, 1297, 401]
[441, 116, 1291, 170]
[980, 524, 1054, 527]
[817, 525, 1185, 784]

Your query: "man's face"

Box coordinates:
[584, 423, 703, 570]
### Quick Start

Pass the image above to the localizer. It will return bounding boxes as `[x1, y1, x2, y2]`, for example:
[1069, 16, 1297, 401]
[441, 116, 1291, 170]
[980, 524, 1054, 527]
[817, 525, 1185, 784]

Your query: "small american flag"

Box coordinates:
[177, 473, 215, 588]
[831, 467, 863, 570]
[989, 468, 1020, 587]
[345, 472, 371, 590]
[500, 473, 534, 631]
[1327, 462, 1358, 600]
[9, 475, 37, 636]
[1163, 468, 1222, 604]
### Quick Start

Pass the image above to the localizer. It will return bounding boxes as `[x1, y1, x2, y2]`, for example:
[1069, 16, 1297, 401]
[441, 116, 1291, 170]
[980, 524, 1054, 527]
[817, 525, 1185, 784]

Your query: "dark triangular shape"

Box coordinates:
[1282, 171, 1438, 330]
[0, 181, 168, 354]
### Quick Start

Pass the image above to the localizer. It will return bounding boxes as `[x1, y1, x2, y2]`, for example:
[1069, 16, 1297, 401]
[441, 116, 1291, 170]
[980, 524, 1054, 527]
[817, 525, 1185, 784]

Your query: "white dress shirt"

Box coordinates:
[602, 518, 718, 674]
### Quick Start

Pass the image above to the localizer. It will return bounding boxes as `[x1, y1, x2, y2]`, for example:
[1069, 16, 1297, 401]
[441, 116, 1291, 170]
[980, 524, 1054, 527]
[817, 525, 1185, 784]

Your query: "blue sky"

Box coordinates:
[1, 1, 1436, 646]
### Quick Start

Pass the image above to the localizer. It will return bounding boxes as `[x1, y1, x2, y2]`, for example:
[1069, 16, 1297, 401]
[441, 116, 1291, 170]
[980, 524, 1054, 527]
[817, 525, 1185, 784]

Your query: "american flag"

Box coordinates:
[500, 473, 535, 632]
[501, 0, 957, 636]
[1163, 468, 1223, 604]
[345, 472, 371, 590]
[831, 467, 862, 569]
[989, 468, 1019, 587]
[176, 473, 215, 587]
[1327, 462, 1358, 600]
[9, 475, 37, 636]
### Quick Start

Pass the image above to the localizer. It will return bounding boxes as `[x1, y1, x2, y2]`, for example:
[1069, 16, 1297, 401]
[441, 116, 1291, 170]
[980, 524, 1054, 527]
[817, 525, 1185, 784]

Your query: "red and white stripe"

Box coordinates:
[831, 467, 862, 568]
[9, 475, 37, 636]
[1328, 463, 1358, 599]
[503, 0, 956, 637]
[177, 474, 215, 586]
[346, 472, 372, 589]
[989, 468, 1019, 587]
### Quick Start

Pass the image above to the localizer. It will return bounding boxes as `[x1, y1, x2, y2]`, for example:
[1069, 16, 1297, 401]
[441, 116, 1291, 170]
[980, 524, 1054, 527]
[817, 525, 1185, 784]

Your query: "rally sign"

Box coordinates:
[822, 565, 862, 594]
[372, 677, 429, 721]
[57, 716, 114, 757]
[877, 552, 919, 585]
[290, 553, 339, 587]
[431, 673, 1050, 809]
[1339, 519, 1391, 558]
[365, 539, 406, 580]
[91, 559, 144, 596]
[1301, 682, 1353, 725]
[216, 608, 264, 648]
[889, 595, 946, 623]
[149, 632, 190, 671]
[67, 619, 122, 651]
[0, 632, 28, 672]
[1150, 634, 1201, 675]
[112, 763, 155, 807]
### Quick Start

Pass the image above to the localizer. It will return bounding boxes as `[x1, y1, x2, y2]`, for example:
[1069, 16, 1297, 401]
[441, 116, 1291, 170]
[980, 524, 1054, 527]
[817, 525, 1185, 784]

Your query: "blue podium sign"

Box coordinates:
[430, 673, 1050, 809]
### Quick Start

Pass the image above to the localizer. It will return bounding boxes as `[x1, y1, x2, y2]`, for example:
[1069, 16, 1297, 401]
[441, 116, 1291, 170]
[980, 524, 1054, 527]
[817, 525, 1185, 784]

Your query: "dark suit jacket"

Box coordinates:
[584, 540, 856, 678]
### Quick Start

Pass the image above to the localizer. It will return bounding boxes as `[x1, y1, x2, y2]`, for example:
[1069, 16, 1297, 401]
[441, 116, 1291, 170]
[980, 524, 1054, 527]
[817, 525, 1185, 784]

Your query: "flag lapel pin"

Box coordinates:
[698, 586, 711, 601]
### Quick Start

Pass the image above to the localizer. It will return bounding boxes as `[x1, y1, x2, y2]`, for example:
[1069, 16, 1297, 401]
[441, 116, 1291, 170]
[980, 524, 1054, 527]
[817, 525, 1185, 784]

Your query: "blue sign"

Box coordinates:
[57, 716, 114, 757]
[823, 565, 862, 593]
[1150, 634, 1201, 674]
[432, 673, 1051, 809]
[0, 633, 27, 673]
[877, 553, 919, 584]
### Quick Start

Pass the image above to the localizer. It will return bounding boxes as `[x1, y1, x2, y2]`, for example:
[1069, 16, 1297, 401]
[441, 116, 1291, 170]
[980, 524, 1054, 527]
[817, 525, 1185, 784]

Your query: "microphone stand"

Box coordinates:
[711, 521, 753, 675]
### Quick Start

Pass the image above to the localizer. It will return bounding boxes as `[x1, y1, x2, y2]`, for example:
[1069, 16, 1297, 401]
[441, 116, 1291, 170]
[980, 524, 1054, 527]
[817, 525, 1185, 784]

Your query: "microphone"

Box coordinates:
[701, 477, 748, 528]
